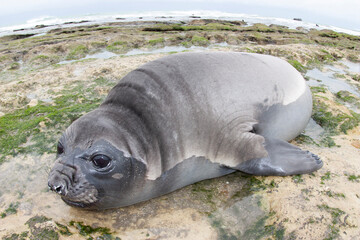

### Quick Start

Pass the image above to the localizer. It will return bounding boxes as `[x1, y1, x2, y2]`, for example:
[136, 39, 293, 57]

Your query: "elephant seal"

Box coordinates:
[48, 52, 322, 210]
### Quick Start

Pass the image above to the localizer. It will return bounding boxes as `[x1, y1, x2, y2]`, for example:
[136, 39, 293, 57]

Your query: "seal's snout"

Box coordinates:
[48, 160, 76, 197]
[48, 160, 99, 208]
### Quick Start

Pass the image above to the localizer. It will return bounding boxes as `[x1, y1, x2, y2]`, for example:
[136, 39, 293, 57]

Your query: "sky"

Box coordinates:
[0, 0, 359, 31]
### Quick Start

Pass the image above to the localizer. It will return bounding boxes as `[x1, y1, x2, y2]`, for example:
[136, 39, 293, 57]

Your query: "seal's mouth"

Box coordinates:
[61, 197, 97, 209]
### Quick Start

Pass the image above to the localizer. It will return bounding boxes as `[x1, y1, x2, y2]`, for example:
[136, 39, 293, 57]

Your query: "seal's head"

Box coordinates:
[47, 108, 147, 210]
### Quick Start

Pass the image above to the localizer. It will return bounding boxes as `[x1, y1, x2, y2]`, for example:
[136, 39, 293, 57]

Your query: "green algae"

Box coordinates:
[336, 90, 359, 106]
[26, 216, 52, 227]
[3, 232, 29, 240]
[69, 221, 112, 237]
[320, 171, 332, 184]
[1, 202, 19, 218]
[29, 55, 60, 66]
[346, 174, 360, 182]
[287, 59, 306, 73]
[148, 37, 165, 46]
[320, 136, 337, 148]
[231, 177, 278, 201]
[66, 45, 89, 60]
[0, 84, 103, 164]
[294, 134, 319, 146]
[312, 98, 360, 135]
[191, 35, 209, 46]
[321, 190, 346, 198]
[55, 222, 72, 236]
[106, 41, 128, 53]
[26, 216, 59, 240]
[351, 74, 360, 82]
[292, 175, 304, 184]
[9, 62, 20, 70]
[317, 204, 348, 240]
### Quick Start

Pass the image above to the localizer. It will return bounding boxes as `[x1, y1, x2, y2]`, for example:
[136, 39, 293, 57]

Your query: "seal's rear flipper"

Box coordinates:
[234, 138, 323, 176]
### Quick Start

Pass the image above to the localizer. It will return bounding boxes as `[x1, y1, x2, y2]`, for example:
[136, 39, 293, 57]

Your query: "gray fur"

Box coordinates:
[48, 52, 322, 209]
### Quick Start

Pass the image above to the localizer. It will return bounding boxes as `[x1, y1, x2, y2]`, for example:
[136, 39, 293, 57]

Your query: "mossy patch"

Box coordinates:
[66, 45, 89, 60]
[292, 174, 304, 184]
[336, 90, 360, 107]
[1, 202, 19, 218]
[106, 41, 128, 53]
[69, 221, 115, 239]
[243, 23, 276, 33]
[345, 174, 360, 182]
[55, 222, 72, 236]
[26, 216, 59, 240]
[3, 232, 29, 240]
[312, 98, 360, 135]
[0, 83, 103, 164]
[321, 190, 346, 198]
[26, 216, 52, 228]
[320, 171, 332, 184]
[9, 62, 20, 70]
[287, 59, 306, 73]
[30, 55, 60, 66]
[294, 134, 319, 146]
[231, 177, 278, 200]
[320, 136, 336, 148]
[191, 35, 209, 46]
[311, 86, 327, 94]
[0, 54, 10, 62]
[191, 180, 217, 211]
[148, 37, 165, 46]
[317, 204, 348, 240]
[351, 74, 360, 82]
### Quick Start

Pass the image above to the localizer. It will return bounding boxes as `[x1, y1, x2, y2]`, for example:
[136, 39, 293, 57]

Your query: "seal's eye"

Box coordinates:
[57, 142, 64, 155]
[92, 154, 111, 168]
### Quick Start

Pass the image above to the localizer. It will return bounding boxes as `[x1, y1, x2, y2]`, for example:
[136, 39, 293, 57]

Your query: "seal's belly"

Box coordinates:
[154, 156, 235, 193]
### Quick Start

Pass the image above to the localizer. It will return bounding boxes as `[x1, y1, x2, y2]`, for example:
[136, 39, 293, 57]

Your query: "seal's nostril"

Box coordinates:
[55, 185, 63, 194]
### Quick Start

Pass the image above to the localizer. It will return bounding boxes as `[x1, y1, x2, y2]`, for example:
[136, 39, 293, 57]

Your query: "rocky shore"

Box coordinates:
[0, 19, 359, 239]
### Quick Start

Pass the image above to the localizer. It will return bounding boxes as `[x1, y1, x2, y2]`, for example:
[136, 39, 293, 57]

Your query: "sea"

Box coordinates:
[1, 10, 359, 37]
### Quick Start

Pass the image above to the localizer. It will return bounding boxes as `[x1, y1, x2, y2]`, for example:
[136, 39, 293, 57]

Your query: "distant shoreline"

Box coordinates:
[1, 11, 360, 37]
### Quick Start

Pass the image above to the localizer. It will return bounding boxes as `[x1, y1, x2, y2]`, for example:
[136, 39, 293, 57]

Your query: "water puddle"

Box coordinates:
[340, 60, 360, 74]
[210, 195, 270, 239]
[304, 118, 325, 141]
[58, 43, 229, 65]
[306, 64, 360, 97]
[26, 93, 53, 103]
[58, 50, 118, 64]
[125, 43, 229, 56]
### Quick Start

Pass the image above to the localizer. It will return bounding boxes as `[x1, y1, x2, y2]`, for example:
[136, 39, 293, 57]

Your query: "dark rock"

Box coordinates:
[293, 18, 302, 21]
[64, 20, 90, 25]
[1, 34, 36, 41]
[35, 24, 48, 29]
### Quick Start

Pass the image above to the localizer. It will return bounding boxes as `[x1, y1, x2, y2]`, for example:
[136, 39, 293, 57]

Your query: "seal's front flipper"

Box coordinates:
[235, 138, 323, 176]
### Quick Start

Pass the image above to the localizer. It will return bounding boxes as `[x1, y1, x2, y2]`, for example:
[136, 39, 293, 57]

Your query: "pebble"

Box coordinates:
[351, 140, 360, 149]
[27, 99, 38, 107]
